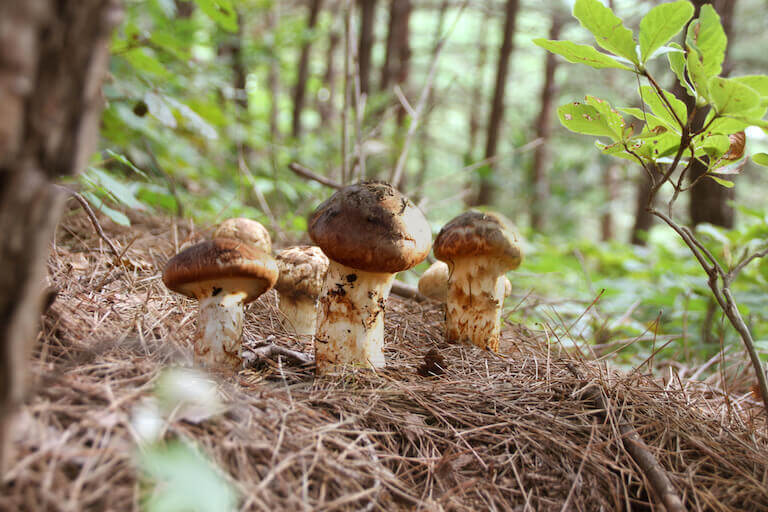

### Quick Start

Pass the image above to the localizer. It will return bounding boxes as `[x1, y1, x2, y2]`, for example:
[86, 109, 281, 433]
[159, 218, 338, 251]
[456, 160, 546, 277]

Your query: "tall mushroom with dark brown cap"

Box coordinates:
[419, 261, 512, 303]
[308, 181, 432, 374]
[163, 239, 278, 368]
[213, 217, 272, 253]
[433, 211, 522, 352]
[274, 246, 329, 335]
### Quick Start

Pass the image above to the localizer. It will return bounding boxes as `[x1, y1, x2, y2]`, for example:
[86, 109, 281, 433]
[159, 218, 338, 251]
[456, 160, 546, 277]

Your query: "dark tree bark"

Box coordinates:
[466, 9, 490, 164]
[291, 0, 323, 138]
[631, 170, 655, 245]
[319, 28, 340, 127]
[0, 0, 121, 466]
[529, 15, 563, 231]
[686, 0, 737, 228]
[472, 0, 520, 206]
[357, 0, 377, 95]
[379, 0, 411, 93]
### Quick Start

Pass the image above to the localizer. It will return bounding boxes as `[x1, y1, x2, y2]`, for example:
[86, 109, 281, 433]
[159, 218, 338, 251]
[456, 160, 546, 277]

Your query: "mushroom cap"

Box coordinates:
[213, 218, 272, 253]
[418, 261, 449, 301]
[433, 211, 522, 270]
[163, 239, 278, 303]
[275, 245, 329, 300]
[308, 181, 432, 273]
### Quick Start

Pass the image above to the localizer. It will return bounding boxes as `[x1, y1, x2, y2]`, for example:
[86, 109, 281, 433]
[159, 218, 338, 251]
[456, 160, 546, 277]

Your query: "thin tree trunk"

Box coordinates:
[379, 0, 410, 93]
[631, 171, 655, 245]
[687, 0, 737, 228]
[358, 0, 377, 95]
[601, 163, 620, 241]
[529, 15, 563, 231]
[319, 27, 340, 127]
[472, 0, 520, 206]
[267, 4, 281, 154]
[466, 9, 489, 165]
[0, 0, 120, 466]
[414, 0, 449, 202]
[291, 0, 323, 138]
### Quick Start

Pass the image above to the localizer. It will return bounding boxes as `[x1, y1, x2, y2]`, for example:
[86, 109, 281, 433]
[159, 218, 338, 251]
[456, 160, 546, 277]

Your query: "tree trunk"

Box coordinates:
[631, 171, 655, 246]
[0, 0, 120, 466]
[267, 4, 281, 152]
[358, 0, 377, 95]
[601, 163, 620, 241]
[472, 0, 520, 206]
[291, 0, 323, 138]
[687, 0, 737, 228]
[379, 0, 410, 93]
[466, 9, 489, 164]
[319, 27, 340, 128]
[529, 15, 563, 231]
[414, 0, 449, 203]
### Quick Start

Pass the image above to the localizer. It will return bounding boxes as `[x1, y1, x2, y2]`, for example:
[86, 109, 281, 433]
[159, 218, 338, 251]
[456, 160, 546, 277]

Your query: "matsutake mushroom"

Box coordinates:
[213, 217, 272, 253]
[274, 245, 329, 335]
[433, 211, 522, 352]
[418, 260, 512, 303]
[308, 181, 431, 374]
[163, 239, 278, 369]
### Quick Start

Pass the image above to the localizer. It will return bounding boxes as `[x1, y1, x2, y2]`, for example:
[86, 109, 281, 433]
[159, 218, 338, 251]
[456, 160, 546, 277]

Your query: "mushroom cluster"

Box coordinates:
[433, 211, 522, 352]
[308, 181, 431, 374]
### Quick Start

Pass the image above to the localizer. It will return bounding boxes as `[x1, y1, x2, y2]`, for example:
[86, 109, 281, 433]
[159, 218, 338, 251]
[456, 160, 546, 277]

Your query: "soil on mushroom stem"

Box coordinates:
[2, 208, 768, 511]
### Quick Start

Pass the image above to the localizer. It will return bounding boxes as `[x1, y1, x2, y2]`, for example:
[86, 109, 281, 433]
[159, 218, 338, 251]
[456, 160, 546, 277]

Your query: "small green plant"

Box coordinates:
[534, 0, 768, 410]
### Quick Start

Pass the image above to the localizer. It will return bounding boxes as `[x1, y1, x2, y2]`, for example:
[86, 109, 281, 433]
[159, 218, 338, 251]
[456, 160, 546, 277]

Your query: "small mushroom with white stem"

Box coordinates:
[309, 181, 431, 374]
[274, 246, 329, 335]
[433, 211, 522, 352]
[418, 260, 512, 303]
[213, 217, 272, 253]
[163, 239, 278, 369]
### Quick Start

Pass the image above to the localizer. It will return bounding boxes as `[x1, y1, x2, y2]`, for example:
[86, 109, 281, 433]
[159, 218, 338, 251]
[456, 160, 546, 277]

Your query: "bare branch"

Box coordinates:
[55, 185, 121, 260]
[288, 162, 343, 189]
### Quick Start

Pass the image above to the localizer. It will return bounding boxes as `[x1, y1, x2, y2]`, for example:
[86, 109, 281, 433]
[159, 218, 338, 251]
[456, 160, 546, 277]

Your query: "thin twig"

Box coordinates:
[288, 162, 342, 189]
[55, 185, 121, 259]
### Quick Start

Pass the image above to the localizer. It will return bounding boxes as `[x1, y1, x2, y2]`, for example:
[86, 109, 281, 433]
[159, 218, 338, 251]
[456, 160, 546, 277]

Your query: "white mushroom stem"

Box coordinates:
[195, 291, 247, 368]
[444, 258, 508, 352]
[315, 260, 395, 374]
[278, 295, 317, 335]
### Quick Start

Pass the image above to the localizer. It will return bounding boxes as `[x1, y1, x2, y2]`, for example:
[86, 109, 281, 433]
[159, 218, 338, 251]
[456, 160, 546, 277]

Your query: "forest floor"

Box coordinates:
[1, 206, 767, 511]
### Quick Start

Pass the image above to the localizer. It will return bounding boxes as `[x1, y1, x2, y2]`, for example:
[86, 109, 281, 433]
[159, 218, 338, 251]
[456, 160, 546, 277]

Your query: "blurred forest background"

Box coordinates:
[82, 0, 768, 373]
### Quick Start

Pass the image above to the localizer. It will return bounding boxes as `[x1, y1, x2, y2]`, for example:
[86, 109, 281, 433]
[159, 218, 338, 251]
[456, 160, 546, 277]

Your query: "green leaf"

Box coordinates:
[85, 167, 146, 211]
[585, 95, 627, 140]
[139, 441, 238, 512]
[687, 5, 726, 77]
[707, 175, 734, 188]
[145, 92, 177, 128]
[752, 153, 768, 167]
[573, 0, 638, 65]
[639, 1, 694, 63]
[164, 97, 219, 140]
[709, 77, 761, 115]
[123, 48, 169, 78]
[687, 45, 712, 102]
[693, 133, 729, 159]
[732, 75, 768, 107]
[533, 39, 632, 71]
[193, 0, 238, 32]
[667, 43, 695, 97]
[81, 191, 131, 226]
[558, 101, 619, 140]
[619, 107, 675, 132]
[639, 85, 687, 129]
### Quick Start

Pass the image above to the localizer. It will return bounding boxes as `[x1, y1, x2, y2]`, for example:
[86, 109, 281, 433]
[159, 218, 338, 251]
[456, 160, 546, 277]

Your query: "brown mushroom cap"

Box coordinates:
[163, 238, 278, 303]
[213, 218, 272, 253]
[433, 211, 522, 269]
[308, 181, 432, 273]
[275, 245, 329, 300]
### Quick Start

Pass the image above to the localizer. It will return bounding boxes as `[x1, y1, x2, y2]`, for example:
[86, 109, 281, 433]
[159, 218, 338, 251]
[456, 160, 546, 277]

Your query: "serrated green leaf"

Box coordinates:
[752, 153, 768, 167]
[639, 85, 687, 128]
[709, 77, 761, 115]
[639, 1, 694, 63]
[533, 39, 632, 70]
[193, 0, 238, 32]
[145, 92, 177, 128]
[123, 48, 170, 78]
[667, 43, 695, 97]
[687, 5, 726, 77]
[707, 175, 734, 188]
[558, 102, 618, 140]
[573, 0, 638, 65]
